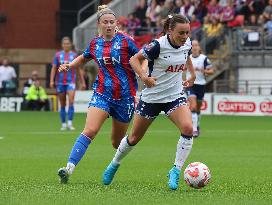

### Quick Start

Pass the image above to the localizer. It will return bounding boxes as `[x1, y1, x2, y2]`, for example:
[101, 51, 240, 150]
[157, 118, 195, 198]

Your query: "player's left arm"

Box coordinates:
[183, 57, 195, 88]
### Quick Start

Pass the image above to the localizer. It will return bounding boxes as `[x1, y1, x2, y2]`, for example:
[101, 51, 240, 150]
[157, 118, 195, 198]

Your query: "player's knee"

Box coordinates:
[182, 122, 193, 136]
[128, 135, 140, 146]
[82, 127, 98, 139]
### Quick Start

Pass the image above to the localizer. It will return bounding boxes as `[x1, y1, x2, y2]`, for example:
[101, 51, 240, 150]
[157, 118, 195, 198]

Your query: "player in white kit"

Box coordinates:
[186, 40, 214, 137]
[102, 14, 196, 190]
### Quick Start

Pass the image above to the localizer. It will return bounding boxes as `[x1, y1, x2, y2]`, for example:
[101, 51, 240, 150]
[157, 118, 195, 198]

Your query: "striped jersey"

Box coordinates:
[141, 34, 192, 103]
[53, 50, 77, 85]
[83, 32, 139, 100]
[187, 54, 212, 85]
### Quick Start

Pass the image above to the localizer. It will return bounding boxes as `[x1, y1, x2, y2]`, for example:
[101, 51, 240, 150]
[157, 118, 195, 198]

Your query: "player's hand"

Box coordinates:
[81, 82, 86, 90]
[183, 80, 194, 88]
[142, 75, 157, 88]
[58, 63, 70, 72]
[49, 81, 54, 88]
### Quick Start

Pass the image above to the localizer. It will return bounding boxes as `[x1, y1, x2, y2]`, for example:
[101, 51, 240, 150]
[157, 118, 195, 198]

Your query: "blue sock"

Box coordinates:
[68, 133, 91, 165]
[60, 107, 66, 123]
[68, 105, 74, 121]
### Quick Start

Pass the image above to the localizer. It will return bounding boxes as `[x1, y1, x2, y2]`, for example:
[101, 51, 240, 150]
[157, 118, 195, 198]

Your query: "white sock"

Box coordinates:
[192, 112, 198, 132]
[112, 135, 134, 165]
[62, 123, 67, 128]
[174, 136, 193, 170]
[66, 162, 75, 175]
[67, 120, 72, 127]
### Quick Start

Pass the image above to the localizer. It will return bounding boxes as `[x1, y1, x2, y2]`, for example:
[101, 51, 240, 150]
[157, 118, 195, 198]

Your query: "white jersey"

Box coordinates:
[0, 65, 17, 88]
[187, 54, 212, 85]
[141, 35, 191, 103]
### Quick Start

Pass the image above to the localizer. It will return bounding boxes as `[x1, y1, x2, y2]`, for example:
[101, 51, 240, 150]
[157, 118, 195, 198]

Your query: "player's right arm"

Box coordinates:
[130, 52, 157, 88]
[183, 57, 195, 88]
[50, 65, 57, 88]
[58, 55, 89, 72]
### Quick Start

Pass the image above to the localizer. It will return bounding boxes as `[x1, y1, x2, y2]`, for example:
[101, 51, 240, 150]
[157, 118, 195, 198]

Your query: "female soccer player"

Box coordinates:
[186, 40, 214, 137]
[50, 37, 86, 131]
[57, 5, 139, 183]
[103, 14, 196, 190]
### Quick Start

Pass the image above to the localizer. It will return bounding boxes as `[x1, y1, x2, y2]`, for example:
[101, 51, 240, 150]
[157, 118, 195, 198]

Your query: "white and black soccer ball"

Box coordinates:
[184, 162, 211, 189]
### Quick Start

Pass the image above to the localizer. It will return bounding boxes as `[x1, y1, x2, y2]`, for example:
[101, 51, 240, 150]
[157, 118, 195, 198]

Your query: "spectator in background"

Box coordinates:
[193, 0, 208, 23]
[202, 17, 223, 54]
[127, 13, 141, 35]
[117, 16, 129, 33]
[159, 0, 175, 20]
[25, 79, 50, 111]
[22, 70, 39, 97]
[134, 0, 148, 21]
[220, 0, 235, 25]
[139, 16, 157, 35]
[183, 0, 195, 19]
[262, 0, 272, 22]
[145, 0, 161, 23]
[173, 0, 185, 16]
[206, 0, 222, 21]
[0, 58, 17, 95]
[190, 14, 202, 40]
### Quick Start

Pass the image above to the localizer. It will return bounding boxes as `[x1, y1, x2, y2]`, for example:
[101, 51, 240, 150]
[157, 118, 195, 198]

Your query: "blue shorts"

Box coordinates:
[56, 84, 76, 93]
[186, 84, 205, 101]
[88, 92, 135, 123]
[135, 97, 187, 119]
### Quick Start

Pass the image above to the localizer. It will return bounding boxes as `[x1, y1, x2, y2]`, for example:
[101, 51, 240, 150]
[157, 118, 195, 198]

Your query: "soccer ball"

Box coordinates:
[184, 162, 211, 189]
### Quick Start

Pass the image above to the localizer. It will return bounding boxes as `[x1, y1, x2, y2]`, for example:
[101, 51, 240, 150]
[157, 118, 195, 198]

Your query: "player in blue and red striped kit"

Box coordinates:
[57, 5, 139, 183]
[50, 37, 86, 131]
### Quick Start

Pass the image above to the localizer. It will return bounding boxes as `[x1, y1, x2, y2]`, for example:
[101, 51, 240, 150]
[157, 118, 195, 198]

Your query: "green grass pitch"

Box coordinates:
[0, 112, 271, 205]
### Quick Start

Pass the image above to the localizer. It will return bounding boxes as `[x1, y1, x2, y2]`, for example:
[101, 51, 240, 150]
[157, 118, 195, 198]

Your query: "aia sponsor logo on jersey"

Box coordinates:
[218, 101, 256, 112]
[165, 64, 185, 72]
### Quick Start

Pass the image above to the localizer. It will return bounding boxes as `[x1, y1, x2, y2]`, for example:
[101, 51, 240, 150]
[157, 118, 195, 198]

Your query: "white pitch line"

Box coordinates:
[0, 137, 4, 139]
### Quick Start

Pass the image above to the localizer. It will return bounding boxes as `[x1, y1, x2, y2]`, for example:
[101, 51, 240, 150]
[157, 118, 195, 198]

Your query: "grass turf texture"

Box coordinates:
[0, 112, 271, 205]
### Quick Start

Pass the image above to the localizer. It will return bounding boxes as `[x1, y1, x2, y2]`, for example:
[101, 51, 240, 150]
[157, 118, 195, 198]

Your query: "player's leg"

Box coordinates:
[67, 88, 76, 130]
[102, 118, 130, 185]
[187, 86, 199, 137]
[103, 100, 157, 185]
[103, 113, 154, 185]
[196, 99, 202, 134]
[166, 98, 193, 190]
[58, 93, 110, 183]
[58, 89, 67, 131]
[195, 85, 205, 136]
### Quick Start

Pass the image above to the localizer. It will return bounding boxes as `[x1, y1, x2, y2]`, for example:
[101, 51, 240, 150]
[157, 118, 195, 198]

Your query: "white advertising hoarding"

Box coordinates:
[213, 95, 272, 116]
[200, 93, 212, 115]
[74, 91, 92, 112]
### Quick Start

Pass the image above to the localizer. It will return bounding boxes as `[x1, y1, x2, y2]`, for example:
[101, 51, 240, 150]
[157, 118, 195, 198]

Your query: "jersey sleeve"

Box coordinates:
[141, 40, 160, 61]
[83, 39, 97, 60]
[83, 44, 93, 59]
[204, 57, 212, 69]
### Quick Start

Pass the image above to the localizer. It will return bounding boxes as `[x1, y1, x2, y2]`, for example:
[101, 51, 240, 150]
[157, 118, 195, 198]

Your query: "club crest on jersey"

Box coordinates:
[165, 64, 185, 72]
[114, 42, 120, 49]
